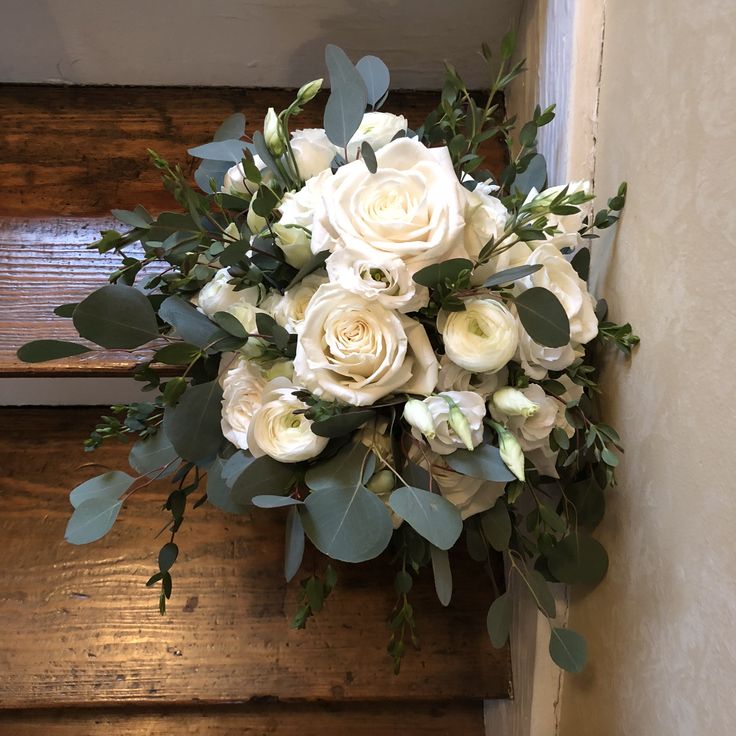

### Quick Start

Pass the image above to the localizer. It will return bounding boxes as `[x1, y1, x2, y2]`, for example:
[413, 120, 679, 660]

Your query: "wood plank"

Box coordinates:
[0, 702, 484, 735]
[0, 86, 507, 376]
[0, 407, 512, 708]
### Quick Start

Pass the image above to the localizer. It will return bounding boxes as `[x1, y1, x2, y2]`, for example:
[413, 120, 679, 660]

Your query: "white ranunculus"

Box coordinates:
[247, 378, 328, 463]
[440, 298, 518, 374]
[195, 268, 261, 317]
[264, 273, 327, 333]
[293, 284, 438, 406]
[346, 112, 408, 160]
[310, 138, 467, 271]
[325, 248, 429, 313]
[219, 356, 268, 451]
[432, 459, 506, 519]
[222, 155, 269, 198]
[290, 128, 338, 180]
[409, 391, 485, 455]
[436, 355, 507, 398]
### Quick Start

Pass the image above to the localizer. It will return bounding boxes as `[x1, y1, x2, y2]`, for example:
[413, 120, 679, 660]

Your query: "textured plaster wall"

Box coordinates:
[560, 1, 736, 734]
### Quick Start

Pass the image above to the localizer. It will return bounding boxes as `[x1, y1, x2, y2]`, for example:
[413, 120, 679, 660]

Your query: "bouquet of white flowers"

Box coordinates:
[19, 38, 637, 674]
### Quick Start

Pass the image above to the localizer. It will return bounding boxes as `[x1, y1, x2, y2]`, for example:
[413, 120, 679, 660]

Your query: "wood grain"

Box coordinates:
[0, 86, 507, 376]
[0, 407, 512, 709]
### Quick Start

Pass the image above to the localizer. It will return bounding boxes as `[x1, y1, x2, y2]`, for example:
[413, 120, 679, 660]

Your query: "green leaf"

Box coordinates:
[221, 452, 254, 487]
[158, 542, 178, 572]
[526, 569, 556, 617]
[388, 486, 462, 550]
[487, 592, 512, 648]
[304, 441, 374, 491]
[500, 28, 516, 59]
[482, 264, 542, 289]
[546, 532, 609, 586]
[356, 55, 390, 107]
[513, 153, 547, 196]
[412, 258, 473, 288]
[206, 456, 250, 514]
[571, 248, 591, 281]
[285, 250, 330, 290]
[159, 296, 228, 350]
[187, 139, 247, 162]
[16, 339, 91, 363]
[301, 484, 393, 563]
[251, 184, 279, 217]
[69, 471, 134, 508]
[310, 410, 375, 439]
[430, 545, 452, 606]
[213, 311, 248, 338]
[395, 570, 413, 595]
[53, 303, 78, 318]
[565, 478, 605, 530]
[111, 207, 151, 229]
[213, 112, 246, 142]
[65, 497, 123, 545]
[538, 503, 566, 533]
[162, 380, 224, 463]
[230, 455, 298, 504]
[480, 499, 511, 551]
[324, 44, 368, 147]
[601, 447, 619, 467]
[284, 506, 305, 582]
[252, 495, 303, 508]
[73, 284, 159, 349]
[445, 444, 516, 482]
[549, 627, 587, 673]
[515, 287, 571, 348]
[129, 432, 179, 479]
[153, 342, 201, 366]
[360, 141, 378, 173]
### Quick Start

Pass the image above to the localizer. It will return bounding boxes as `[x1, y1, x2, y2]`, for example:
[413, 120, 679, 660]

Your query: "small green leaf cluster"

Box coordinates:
[291, 565, 338, 629]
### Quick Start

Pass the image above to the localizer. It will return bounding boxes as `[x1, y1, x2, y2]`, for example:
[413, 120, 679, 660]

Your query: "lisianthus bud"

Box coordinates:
[223, 222, 240, 243]
[403, 399, 436, 440]
[264, 107, 285, 156]
[492, 387, 539, 418]
[447, 403, 475, 451]
[366, 468, 395, 494]
[247, 202, 267, 235]
[492, 422, 525, 481]
[297, 78, 323, 104]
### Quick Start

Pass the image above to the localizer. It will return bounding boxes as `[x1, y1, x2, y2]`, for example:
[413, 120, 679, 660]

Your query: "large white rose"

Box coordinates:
[219, 356, 267, 451]
[440, 298, 518, 374]
[290, 128, 338, 180]
[346, 112, 408, 160]
[293, 284, 438, 406]
[436, 354, 507, 398]
[310, 138, 467, 271]
[263, 273, 327, 333]
[325, 248, 429, 313]
[247, 378, 329, 463]
[409, 391, 486, 455]
[195, 268, 261, 317]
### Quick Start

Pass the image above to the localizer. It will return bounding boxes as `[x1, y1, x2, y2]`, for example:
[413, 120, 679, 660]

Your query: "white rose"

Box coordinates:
[409, 391, 485, 456]
[226, 301, 266, 334]
[440, 298, 518, 374]
[293, 284, 438, 406]
[310, 138, 467, 271]
[436, 354, 507, 398]
[463, 185, 510, 284]
[222, 155, 269, 198]
[264, 273, 327, 333]
[290, 128, 338, 180]
[247, 378, 329, 463]
[219, 356, 267, 451]
[432, 459, 505, 519]
[195, 268, 261, 317]
[516, 326, 583, 380]
[325, 248, 429, 313]
[346, 112, 408, 160]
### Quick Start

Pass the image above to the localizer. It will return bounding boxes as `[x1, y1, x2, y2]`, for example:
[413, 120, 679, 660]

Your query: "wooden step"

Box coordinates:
[0, 85, 507, 377]
[0, 407, 511, 727]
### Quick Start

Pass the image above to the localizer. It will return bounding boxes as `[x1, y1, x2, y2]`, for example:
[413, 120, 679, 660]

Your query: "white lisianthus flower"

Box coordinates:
[440, 298, 518, 374]
[310, 138, 467, 271]
[325, 249, 429, 313]
[436, 355, 507, 398]
[432, 459, 506, 519]
[222, 155, 269, 198]
[263, 273, 327, 334]
[515, 326, 583, 380]
[290, 128, 338, 180]
[492, 386, 540, 418]
[219, 356, 268, 451]
[247, 378, 328, 463]
[408, 391, 485, 455]
[346, 112, 408, 160]
[293, 284, 438, 406]
[195, 268, 261, 317]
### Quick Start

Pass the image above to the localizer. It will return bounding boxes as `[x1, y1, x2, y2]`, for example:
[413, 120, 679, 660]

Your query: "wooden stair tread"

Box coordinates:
[0, 85, 507, 377]
[0, 407, 512, 709]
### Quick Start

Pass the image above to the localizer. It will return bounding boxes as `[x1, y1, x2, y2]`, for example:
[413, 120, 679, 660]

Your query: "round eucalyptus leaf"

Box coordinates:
[304, 441, 374, 491]
[547, 532, 609, 586]
[284, 506, 305, 582]
[514, 287, 570, 348]
[445, 444, 516, 482]
[323, 44, 368, 147]
[356, 55, 390, 107]
[17, 339, 91, 363]
[129, 433, 179, 479]
[230, 456, 298, 504]
[513, 153, 547, 196]
[213, 112, 246, 142]
[549, 627, 587, 673]
[310, 410, 375, 439]
[430, 545, 452, 607]
[412, 258, 473, 288]
[481, 499, 511, 551]
[388, 486, 462, 551]
[482, 264, 543, 289]
[252, 495, 304, 508]
[206, 457, 250, 515]
[69, 471, 134, 509]
[487, 591, 512, 648]
[73, 284, 159, 349]
[158, 542, 179, 573]
[159, 296, 228, 350]
[65, 497, 123, 545]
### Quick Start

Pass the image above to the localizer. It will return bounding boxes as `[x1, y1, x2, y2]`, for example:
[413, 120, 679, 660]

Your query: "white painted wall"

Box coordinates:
[1, 0, 522, 88]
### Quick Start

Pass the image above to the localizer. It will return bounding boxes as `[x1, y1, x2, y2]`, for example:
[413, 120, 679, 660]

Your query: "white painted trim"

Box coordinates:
[0, 378, 147, 406]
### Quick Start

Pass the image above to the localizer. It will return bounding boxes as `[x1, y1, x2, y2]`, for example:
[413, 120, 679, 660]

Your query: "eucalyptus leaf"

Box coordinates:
[304, 441, 374, 491]
[206, 456, 250, 514]
[324, 44, 368, 147]
[187, 139, 247, 162]
[565, 478, 605, 529]
[111, 208, 151, 229]
[194, 158, 231, 193]
[230, 455, 298, 504]
[356, 55, 390, 107]
[129, 432, 179, 479]
[153, 342, 201, 366]
[412, 258, 473, 288]
[73, 285, 159, 349]
[222, 451, 255, 488]
[213, 311, 248, 338]
[159, 296, 228, 350]
[252, 495, 304, 508]
[487, 591, 512, 648]
[481, 499, 512, 551]
[513, 153, 547, 196]
[483, 264, 543, 289]
[65, 497, 123, 545]
[158, 542, 178, 572]
[514, 287, 570, 348]
[285, 250, 330, 290]
[546, 532, 609, 586]
[17, 340, 91, 364]
[310, 410, 375, 438]
[301, 484, 393, 563]
[213, 112, 246, 142]
[284, 506, 305, 582]
[388, 486, 462, 550]
[549, 627, 587, 673]
[526, 569, 557, 617]
[163, 380, 224, 463]
[53, 303, 78, 318]
[69, 471, 134, 509]
[430, 545, 452, 606]
[360, 141, 378, 173]
[571, 247, 591, 281]
[252, 131, 287, 188]
[445, 444, 516, 482]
